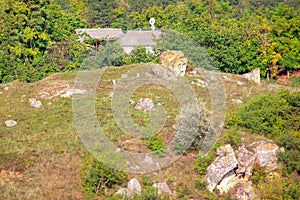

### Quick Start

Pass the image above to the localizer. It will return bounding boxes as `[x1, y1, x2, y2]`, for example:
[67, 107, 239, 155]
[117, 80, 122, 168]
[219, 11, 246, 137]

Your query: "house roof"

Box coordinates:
[75, 28, 123, 40]
[118, 30, 162, 46]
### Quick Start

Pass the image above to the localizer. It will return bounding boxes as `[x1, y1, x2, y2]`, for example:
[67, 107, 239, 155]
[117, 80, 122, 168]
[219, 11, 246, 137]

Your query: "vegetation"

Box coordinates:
[1, 0, 299, 199]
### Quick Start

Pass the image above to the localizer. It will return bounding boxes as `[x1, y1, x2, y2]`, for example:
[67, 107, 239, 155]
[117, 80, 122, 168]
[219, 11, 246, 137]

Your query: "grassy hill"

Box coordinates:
[0, 65, 299, 199]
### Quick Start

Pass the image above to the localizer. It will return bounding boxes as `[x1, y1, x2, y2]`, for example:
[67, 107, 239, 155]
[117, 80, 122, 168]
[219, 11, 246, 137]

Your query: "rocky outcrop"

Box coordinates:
[205, 144, 238, 192]
[159, 50, 188, 77]
[235, 145, 256, 179]
[152, 50, 188, 79]
[248, 140, 279, 171]
[205, 140, 280, 197]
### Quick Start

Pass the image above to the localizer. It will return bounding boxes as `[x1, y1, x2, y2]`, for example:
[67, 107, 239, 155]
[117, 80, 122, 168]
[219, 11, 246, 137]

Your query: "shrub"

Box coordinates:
[276, 134, 300, 175]
[227, 90, 300, 138]
[194, 151, 215, 176]
[83, 158, 128, 196]
[146, 135, 166, 157]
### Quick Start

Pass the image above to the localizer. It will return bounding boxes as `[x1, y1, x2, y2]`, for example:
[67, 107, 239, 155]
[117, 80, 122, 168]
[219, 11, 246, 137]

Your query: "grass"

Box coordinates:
[0, 65, 296, 199]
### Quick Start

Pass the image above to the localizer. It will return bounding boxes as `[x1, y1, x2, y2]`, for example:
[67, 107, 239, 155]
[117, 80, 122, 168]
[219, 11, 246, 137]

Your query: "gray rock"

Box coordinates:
[235, 145, 256, 179]
[153, 182, 172, 195]
[135, 98, 154, 112]
[242, 68, 260, 84]
[29, 98, 42, 108]
[116, 178, 141, 197]
[205, 144, 238, 192]
[248, 140, 279, 171]
[232, 98, 243, 104]
[235, 183, 257, 200]
[61, 89, 87, 98]
[5, 120, 17, 127]
[116, 188, 130, 197]
[216, 170, 239, 194]
[127, 178, 141, 195]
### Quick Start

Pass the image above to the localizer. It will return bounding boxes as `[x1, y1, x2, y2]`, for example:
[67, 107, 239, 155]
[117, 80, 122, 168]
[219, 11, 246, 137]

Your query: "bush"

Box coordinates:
[83, 158, 128, 196]
[276, 134, 300, 175]
[194, 151, 215, 176]
[146, 135, 166, 157]
[227, 90, 300, 138]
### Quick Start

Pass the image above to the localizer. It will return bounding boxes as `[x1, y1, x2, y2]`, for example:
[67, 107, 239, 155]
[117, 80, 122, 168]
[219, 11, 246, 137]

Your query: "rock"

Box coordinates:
[235, 183, 257, 200]
[156, 50, 188, 78]
[135, 98, 154, 112]
[5, 120, 17, 127]
[61, 89, 86, 98]
[116, 188, 130, 197]
[216, 170, 240, 194]
[29, 98, 43, 108]
[248, 140, 279, 171]
[127, 178, 141, 195]
[205, 144, 238, 192]
[235, 145, 256, 179]
[4, 87, 9, 91]
[153, 182, 172, 195]
[116, 178, 141, 197]
[242, 68, 260, 84]
[232, 98, 243, 104]
[237, 81, 245, 86]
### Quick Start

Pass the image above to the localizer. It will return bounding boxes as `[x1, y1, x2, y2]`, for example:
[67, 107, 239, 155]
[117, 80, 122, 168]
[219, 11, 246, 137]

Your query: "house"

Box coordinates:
[117, 30, 162, 54]
[75, 28, 161, 53]
[75, 28, 123, 43]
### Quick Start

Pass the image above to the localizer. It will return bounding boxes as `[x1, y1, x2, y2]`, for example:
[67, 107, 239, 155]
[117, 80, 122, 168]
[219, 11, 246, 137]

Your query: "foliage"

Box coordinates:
[276, 134, 300, 175]
[83, 157, 128, 196]
[226, 90, 300, 175]
[0, 0, 88, 83]
[146, 134, 166, 157]
[250, 164, 267, 184]
[226, 90, 300, 137]
[194, 151, 215, 176]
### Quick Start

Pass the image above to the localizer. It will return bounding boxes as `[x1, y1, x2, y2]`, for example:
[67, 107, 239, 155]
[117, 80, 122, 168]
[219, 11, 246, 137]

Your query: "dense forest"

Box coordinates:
[0, 0, 299, 83]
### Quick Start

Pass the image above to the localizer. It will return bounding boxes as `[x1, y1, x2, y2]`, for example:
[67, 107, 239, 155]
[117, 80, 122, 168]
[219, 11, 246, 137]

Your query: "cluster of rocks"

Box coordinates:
[116, 178, 172, 198]
[205, 140, 281, 199]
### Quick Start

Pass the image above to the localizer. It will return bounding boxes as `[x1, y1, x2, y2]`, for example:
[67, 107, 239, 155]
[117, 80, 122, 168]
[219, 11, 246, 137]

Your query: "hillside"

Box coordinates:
[1, 65, 299, 199]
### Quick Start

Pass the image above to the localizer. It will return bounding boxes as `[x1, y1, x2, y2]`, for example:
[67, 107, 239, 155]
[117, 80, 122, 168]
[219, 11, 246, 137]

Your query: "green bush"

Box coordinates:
[146, 135, 166, 157]
[276, 134, 300, 175]
[227, 90, 300, 138]
[250, 164, 267, 184]
[83, 158, 128, 196]
[194, 151, 215, 176]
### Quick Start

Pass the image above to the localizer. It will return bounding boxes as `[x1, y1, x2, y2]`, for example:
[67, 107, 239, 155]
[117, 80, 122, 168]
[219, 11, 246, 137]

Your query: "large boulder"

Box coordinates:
[248, 140, 279, 171]
[155, 50, 188, 78]
[205, 144, 238, 192]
